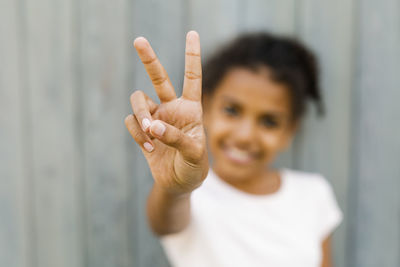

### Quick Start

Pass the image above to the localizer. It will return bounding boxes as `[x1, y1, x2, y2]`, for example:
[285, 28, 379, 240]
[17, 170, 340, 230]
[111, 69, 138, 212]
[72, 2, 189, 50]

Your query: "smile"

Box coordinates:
[223, 146, 257, 165]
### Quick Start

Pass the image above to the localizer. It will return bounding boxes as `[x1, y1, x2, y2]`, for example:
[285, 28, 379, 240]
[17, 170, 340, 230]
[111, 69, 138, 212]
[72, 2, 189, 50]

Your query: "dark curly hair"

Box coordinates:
[202, 32, 323, 121]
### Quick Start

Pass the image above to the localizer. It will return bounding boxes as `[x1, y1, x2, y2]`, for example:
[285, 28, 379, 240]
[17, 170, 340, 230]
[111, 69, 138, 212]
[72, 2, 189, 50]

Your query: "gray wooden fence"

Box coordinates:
[1, 0, 399, 266]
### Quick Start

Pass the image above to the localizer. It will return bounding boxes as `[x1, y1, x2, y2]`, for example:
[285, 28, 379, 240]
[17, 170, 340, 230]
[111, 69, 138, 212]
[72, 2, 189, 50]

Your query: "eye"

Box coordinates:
[260, 115, 279, 128]
[223, 105, 239, 117]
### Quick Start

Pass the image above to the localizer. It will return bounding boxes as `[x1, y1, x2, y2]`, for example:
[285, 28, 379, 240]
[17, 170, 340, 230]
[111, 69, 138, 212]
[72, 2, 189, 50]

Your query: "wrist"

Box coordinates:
[152, 182, 194, 198]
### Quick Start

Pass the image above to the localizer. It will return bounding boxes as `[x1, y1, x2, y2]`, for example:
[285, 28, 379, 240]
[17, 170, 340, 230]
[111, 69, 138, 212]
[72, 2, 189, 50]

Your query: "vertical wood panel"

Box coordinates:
[1, 1, 398, 266]
[189, 0, 242, 54]
[80, 0, 132, 266]
[349, 0, 400, 266]
[25, 0, 83, 266]
[294, 1, 355, 266]
[242, 0, 296, 34]
[129, 1, 186, 266]
[0, 1, 30, 267]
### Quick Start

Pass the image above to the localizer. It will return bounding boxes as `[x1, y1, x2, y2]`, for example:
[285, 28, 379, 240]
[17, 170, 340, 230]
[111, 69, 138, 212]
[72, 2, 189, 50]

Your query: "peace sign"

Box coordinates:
[125, 31, 209, 194]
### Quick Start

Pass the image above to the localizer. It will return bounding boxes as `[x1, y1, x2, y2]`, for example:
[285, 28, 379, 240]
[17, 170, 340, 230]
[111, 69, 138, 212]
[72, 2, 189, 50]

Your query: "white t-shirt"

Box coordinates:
[161, 169, 343, 267]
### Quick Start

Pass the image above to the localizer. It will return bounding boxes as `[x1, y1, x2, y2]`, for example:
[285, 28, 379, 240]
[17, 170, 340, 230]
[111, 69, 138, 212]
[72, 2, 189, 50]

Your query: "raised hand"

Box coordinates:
[125, 31, 209, 195]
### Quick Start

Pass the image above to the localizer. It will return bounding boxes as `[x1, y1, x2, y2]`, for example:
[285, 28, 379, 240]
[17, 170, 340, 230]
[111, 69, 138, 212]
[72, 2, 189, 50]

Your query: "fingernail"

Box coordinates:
[142, 118, 151, 131]
[151, 121, 166, 136]
[143, 142, 154, 152]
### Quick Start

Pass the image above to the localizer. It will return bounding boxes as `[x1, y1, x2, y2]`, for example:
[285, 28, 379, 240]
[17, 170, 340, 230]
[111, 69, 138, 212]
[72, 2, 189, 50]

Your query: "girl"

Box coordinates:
[125, 31, 342, 267]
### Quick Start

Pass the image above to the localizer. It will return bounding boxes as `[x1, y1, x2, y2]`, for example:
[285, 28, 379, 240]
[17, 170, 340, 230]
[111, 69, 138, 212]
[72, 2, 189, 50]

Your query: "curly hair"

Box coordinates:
[202, 32, 323, 121]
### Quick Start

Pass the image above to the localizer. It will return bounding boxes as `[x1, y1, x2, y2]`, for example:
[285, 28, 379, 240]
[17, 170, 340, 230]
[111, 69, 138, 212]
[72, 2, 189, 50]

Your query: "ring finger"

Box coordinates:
[125, 114, 154, 153]
[130, 90, 158, 132]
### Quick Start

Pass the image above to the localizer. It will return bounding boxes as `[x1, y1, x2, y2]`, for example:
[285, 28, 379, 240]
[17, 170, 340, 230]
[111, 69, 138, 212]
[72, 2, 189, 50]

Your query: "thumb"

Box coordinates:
[149, 120, 205, 162]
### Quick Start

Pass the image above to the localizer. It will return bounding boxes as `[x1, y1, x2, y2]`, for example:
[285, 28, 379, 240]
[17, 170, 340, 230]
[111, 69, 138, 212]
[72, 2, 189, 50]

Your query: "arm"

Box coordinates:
[125, 31, 208, 236]
[321, 235, 333, 267]
[146, 184, 192, 236]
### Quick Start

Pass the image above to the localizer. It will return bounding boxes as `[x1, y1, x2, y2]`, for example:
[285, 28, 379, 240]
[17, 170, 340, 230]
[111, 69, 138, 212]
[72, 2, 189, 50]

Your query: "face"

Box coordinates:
[203, 67, 297, 183]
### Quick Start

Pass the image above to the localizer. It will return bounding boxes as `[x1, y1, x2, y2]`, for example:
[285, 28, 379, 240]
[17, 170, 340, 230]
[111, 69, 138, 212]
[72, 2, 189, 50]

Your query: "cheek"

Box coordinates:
[207, 117, 232, 144]
[260, 131, 289, 152]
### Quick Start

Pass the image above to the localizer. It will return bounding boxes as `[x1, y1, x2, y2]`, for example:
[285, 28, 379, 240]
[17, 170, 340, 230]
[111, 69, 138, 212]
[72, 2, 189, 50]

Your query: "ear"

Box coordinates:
[290, 119, 300, 134]
[202, 95, 212, 129]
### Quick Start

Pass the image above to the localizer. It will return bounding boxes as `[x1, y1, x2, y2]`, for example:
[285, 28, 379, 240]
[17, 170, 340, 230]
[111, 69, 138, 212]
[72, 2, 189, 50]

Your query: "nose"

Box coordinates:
[234, 118, 257, 145]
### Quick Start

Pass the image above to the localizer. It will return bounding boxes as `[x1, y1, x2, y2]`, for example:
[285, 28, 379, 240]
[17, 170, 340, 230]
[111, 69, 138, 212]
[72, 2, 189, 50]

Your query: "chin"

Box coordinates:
[213, 157, 264, 182]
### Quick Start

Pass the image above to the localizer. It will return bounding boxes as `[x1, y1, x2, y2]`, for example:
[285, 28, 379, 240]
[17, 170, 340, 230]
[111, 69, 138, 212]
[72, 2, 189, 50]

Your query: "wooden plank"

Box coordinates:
[0, 1, 30, 267]
[189, 0, 242, 54]
[24, 0, 84, 266]
[294, 1, 355, 266]
[241, 0, 297, 169]
[129, 0, 186, 266]
[79, 0, 132, 266]
[242, 0, 296, 35]
[348, 0, 400, 266]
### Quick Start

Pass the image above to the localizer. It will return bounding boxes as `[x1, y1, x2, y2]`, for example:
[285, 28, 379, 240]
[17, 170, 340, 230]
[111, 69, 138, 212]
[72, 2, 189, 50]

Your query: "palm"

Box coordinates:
[147, 99, 205, 191]
[126, 31, 208, 194]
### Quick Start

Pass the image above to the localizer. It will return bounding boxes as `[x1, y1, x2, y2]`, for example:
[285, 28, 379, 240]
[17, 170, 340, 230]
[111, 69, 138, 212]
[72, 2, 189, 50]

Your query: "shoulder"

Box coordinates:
[282, 168, 339, 208]
[284, 169, 343, 239]
[283, 168, 333, 194]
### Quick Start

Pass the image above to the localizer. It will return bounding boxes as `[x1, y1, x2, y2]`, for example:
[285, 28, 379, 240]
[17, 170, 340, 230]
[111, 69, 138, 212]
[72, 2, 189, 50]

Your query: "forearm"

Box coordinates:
[146, 183, 192, 236]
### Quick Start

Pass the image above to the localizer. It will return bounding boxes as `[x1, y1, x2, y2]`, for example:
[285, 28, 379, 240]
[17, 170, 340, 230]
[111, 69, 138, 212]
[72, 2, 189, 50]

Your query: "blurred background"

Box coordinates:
[1, 0, 399, 266]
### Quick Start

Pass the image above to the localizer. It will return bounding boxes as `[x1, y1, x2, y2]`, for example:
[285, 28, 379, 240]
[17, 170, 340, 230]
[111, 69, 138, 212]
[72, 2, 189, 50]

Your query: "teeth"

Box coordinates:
[225, 147, 253, 163]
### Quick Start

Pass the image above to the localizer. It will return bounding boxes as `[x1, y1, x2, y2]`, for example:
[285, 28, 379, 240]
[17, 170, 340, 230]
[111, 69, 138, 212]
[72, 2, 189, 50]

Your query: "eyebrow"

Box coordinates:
[221, 95, 287, 118]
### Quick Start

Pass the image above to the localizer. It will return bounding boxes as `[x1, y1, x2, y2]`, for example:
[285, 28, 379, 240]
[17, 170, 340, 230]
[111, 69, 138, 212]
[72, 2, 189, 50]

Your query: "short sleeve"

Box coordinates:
[160, 220, 194, 252]
[316, 176, 343, 241]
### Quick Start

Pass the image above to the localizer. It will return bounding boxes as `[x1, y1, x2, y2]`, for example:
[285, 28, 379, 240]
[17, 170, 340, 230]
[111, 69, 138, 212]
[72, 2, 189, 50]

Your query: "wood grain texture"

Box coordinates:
[242, 0, 296, 34]
[1, 0, 400, 266]
[348, 0, 400, 266]
[294, 1, 355, 266]
[24, 0, 84, 266]
[129, 0, 186, 266]
[189, 0, 242, 54]
[0, 1, 30, 267]
[79, 0, 132, 266]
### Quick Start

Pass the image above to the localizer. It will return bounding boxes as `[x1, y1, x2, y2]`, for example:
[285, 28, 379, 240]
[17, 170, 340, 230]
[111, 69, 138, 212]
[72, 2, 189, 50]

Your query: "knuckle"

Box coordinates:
[170, 133, 183, 148]
[185, 71, 202, 80]
[132, 129, 144, 142]
[167, 128, 184, 148]
[134, 112, 144, 121]
[124, 114, 133, 126]
[131, 90, 144, 102]
[151, 75, 168, 86]
[141, 56, 157, 65]
[190, 143, 204, 161]
[186, 52, 201, 58]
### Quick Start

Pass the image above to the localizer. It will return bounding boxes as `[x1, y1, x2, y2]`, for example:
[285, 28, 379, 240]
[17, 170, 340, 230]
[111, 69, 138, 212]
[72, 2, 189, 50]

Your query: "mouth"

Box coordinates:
[222, 145, 258, 165]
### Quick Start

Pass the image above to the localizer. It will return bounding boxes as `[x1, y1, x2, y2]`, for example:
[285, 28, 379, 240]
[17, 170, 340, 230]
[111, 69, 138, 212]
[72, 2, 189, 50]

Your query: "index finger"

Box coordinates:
[182, 31, 202, 101]
[134, 37, 177, 102]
